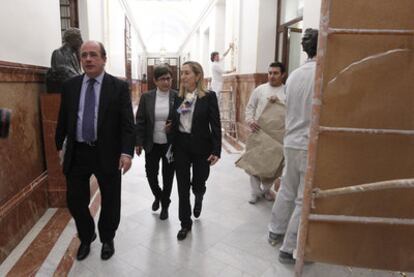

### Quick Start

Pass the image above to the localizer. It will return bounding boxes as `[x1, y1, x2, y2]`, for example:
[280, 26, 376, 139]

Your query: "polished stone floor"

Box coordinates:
[0, 140, 411, 276]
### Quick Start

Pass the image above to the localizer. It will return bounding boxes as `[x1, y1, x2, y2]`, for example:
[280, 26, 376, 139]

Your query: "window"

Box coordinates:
[275, 0, 304, 74]
[60, 0, 79, 36]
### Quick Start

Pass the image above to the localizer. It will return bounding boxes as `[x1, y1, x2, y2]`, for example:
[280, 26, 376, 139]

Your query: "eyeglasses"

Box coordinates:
[157, 77, 172, 82]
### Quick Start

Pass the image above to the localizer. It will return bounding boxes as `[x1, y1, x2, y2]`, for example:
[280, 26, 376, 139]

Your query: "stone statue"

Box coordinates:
[46, 28, 83, 93]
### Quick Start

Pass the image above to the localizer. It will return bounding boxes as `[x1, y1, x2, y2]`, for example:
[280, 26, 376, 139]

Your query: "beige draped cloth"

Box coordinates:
[236, 99, 285, 183]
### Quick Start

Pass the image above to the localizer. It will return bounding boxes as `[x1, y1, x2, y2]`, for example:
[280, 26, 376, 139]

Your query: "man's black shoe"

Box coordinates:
[152, 198, 160, 211]
[177, 228, 191, 241]
[279, 250, 295, 264]
[159, 208, 169, 220]
[76, 233, 97, 261]
[193, 199, 202, 218]
[101, 240, 115, 260]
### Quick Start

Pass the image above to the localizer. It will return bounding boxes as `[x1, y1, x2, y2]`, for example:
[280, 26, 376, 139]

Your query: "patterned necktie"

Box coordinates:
[82, 78, 96, 142]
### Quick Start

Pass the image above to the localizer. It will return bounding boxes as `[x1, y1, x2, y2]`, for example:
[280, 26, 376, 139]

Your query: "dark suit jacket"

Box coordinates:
[172, 90, 222, 157]
[55, 73, 135, 175]
[135, 89, 177, 152]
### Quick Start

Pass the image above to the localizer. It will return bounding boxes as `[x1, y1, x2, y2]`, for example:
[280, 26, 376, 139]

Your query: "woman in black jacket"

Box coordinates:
[173, 61, 221, 240]
[136, 65, 177, 220]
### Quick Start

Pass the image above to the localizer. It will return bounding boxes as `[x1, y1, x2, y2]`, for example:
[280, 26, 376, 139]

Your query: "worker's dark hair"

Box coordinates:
[269, 62, 286, 73]
[302, 28, 319, 58]
[210, 51, 219, 62]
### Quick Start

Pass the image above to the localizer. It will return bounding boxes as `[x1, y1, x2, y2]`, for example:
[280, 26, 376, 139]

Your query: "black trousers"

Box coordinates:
[144, 143, 175, 208]
[66, 142, 121, 243]
[175, 133, 210, 229]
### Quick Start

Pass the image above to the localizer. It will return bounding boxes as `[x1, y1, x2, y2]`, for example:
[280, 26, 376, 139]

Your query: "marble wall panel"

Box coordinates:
[222, 73, 268, 143]
[0, 61, 49, 263]
[0, 174, 48, 263]
[0, 82, 46, 205]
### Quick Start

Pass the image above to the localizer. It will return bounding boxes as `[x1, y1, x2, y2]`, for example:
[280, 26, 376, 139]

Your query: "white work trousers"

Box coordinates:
[268, 147, 307, 254]
[250, 175, 273, 196]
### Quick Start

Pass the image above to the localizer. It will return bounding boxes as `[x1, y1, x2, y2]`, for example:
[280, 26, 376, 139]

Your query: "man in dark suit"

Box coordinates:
[55, 40, 135, 261]
[135, 64, 177, 220]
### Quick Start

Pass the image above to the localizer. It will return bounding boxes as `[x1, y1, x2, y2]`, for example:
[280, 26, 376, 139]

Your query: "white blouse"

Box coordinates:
[179, 89, 198, 133]
[153, 89, 169, 144]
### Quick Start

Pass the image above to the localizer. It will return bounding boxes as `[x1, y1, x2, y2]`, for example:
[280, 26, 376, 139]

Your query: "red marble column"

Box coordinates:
[40, 93, 67, 207]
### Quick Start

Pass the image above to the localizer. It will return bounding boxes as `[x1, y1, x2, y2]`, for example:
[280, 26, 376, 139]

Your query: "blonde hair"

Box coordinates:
[179, 61, 208, 98]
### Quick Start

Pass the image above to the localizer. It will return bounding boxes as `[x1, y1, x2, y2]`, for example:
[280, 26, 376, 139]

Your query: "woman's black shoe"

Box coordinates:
[152, 198, 160, 211]
[159, 208, 169, 220]
[193, 199, 202, 218]
[177, 228, 191, 240]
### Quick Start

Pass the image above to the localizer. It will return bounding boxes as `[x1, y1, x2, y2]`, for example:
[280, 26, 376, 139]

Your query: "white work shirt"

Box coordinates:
[245, 82, 286, 124]
[210, 61, 224, 95]
[153, 89, 169, 144]
[284, 59, 316, 150]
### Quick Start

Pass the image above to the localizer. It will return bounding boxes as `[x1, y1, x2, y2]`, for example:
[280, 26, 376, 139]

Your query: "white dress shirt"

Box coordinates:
[76, 71, 104, 142]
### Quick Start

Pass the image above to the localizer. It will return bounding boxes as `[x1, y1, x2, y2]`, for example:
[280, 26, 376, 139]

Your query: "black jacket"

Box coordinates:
[55, 73, 135, 174]
[172, 90, 222, 157]
[135, 89, 178, 152]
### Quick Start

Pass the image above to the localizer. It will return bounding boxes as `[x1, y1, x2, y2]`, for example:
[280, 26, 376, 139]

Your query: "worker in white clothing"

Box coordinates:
[245, 62, 286, 204]
[210, 43, 236, 99]
[267, 28, 319, 265]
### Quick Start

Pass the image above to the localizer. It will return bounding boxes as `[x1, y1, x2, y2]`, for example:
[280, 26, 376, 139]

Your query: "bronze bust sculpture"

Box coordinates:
[46, 28, 83, 93]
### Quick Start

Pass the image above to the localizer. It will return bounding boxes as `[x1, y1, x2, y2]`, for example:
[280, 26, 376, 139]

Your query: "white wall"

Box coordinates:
[224, 0, 240, 72]
[214, 3, 226, 54]
[282, 0, 302, 23]
[238, 0, 259, 74]
[131, 30, 146, 79]
[104, 0, 126, 77]
[303, 0, 321, 30]
[0, 0, 61, 66]
[256, 0, 277, 72]
[78, 0, 105, 42]
[199, 14, 214, 71]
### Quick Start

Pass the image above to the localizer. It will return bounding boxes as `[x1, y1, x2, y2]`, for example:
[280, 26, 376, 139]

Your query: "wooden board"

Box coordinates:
[298, 0, 414, 273]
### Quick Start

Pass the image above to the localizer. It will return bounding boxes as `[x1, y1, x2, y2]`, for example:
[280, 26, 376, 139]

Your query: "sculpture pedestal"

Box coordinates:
[40, 93, 66, 207]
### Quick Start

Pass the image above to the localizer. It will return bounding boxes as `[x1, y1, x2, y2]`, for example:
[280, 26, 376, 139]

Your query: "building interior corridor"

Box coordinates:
[1, 0, 414, 276]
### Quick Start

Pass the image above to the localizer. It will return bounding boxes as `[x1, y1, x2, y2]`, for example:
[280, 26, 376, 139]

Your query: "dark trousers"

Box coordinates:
[66, 142, 121, 243]
[144, 143, 175, 208]
[175, 133, 210, 229]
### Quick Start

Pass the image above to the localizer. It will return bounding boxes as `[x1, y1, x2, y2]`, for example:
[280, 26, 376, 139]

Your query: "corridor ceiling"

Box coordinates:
[125, 0, 211, 53]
